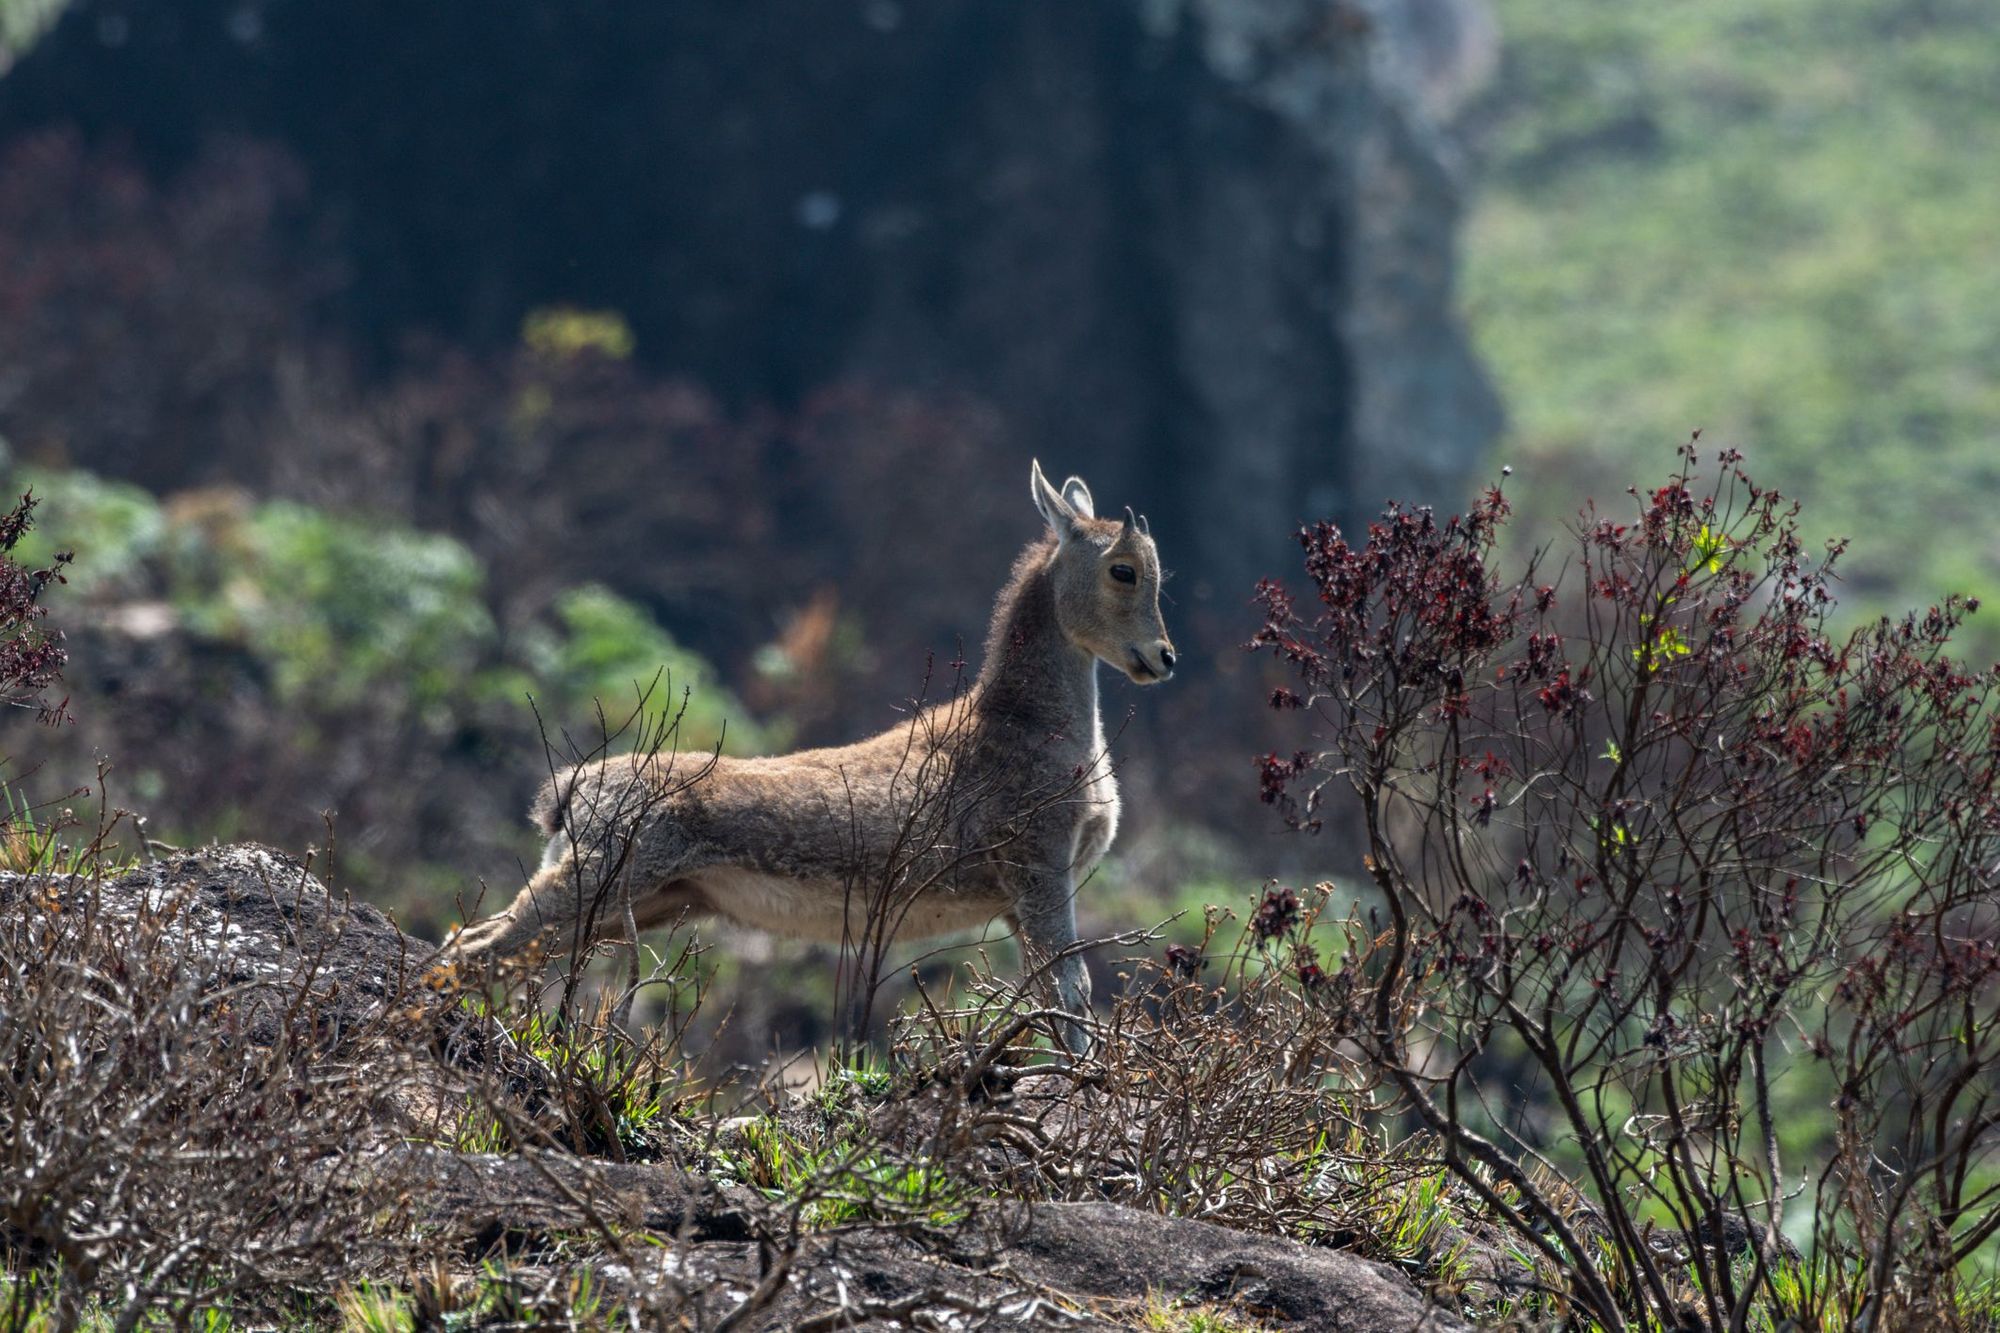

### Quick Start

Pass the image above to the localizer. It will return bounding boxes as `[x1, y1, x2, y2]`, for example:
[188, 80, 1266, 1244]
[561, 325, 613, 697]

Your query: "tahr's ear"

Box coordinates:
[1030, 459, 1084, 544]
[1061, 475, 1095, 518]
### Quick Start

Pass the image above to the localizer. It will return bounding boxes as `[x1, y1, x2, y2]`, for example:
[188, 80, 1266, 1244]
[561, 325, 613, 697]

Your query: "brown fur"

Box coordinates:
[440, 462, 1175, 1019]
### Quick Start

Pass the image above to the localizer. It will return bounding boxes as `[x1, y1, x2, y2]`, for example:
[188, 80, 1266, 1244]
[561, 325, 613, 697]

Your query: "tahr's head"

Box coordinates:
[1030, 459, 1176, 685]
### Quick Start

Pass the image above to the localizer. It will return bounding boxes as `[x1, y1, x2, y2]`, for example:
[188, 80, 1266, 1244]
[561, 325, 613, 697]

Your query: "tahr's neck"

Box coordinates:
[976, 539, 1098, 732]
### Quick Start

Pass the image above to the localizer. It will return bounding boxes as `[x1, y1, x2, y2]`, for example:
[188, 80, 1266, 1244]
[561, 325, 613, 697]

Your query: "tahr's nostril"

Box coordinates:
[1160, 646, 1177, 671]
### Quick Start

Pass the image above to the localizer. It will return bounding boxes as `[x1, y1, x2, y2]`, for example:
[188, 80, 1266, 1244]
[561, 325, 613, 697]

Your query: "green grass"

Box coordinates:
[1465, 0, 2000, 657]
[1139, 1291, 1273, 1332]
[1, 1268, 262, 1331]
[2, 1258, 635, 1331]
[444, 998, 690, 1160]
[711, 1112, 968, 1231]
[333, 1283, 412, 1333]
[0, 782, 139, 877]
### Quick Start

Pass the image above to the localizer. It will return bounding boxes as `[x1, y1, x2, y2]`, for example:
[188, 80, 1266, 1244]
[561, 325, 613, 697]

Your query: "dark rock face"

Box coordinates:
[0, 0, 1497, 623]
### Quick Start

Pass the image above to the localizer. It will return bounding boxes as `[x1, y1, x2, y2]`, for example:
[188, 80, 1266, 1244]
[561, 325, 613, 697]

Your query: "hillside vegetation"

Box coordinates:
[1464, 0, 2000, 648]
[13, 455, 2000, 1329]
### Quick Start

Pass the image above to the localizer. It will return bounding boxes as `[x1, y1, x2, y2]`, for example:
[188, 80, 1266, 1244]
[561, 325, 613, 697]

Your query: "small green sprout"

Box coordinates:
[1691, 522, 1729, 574]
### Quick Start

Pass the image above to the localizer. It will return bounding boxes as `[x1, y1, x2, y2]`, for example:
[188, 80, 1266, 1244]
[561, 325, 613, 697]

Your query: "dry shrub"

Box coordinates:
[0, 816, 765, 1328]
[0, 852, 434, 1326]
[876, 886, 1481, 1270]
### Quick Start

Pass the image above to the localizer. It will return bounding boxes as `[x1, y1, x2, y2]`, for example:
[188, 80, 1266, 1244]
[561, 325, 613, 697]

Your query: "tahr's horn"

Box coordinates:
[1138, 512, 1151, 535]
[1122, 505, 1138, 535]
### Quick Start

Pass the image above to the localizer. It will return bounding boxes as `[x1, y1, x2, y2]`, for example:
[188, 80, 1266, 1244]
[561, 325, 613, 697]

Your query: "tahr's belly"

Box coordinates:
[693, 865, 1013, 944]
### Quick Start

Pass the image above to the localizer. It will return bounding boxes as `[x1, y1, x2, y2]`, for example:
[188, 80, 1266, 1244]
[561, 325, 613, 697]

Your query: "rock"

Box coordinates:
[2, 844, 483, 1140]
[1, 843, 426, 1042]
[1005, 1201, 1471, 1331]
[649, 1200, 1472, 1330]
[0, 2, 1499, 550]
[387, 1147, 757, 1246]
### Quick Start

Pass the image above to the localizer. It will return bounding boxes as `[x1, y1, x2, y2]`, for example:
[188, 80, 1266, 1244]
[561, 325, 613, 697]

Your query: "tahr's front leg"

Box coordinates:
[1011, 875, 1092, 1051]
[1073, 812, 1115, 885]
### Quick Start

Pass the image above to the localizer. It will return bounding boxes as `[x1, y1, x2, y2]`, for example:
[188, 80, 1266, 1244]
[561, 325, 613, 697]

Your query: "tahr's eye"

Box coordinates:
[1109, 564, 1137, 585]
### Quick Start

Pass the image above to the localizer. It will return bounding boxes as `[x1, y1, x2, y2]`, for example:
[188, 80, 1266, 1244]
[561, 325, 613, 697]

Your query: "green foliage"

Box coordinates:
[815, 1050, 896, 1105]
[0, 784, 138, 878]
[6, 466, 164, 598]
[333, 1284, 412, 1333]
[193, 500, 494, 710]
[433, 1260, 625, 1330]
[1373, 1170, 1461, 1274]
[708, 1056, 972, 1224]
[9, 463, 767, 750]
[446, 998, 690, 1161]
[1, 1267, 77, 1333]
[520, 306, 635, 361]
[520, 583, 769, 755]
[1467, 0, 2000, 650]
[711, 1111, 967, 1231]
[0, 1264, 634, 1333]
[0, 0, 65, 68]
[1139, 1292, 1271, 1332]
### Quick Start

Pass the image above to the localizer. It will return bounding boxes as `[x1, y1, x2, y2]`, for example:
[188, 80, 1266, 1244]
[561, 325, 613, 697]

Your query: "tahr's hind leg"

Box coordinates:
[441, 856, 698, 967]
[439, 860, 599, 964]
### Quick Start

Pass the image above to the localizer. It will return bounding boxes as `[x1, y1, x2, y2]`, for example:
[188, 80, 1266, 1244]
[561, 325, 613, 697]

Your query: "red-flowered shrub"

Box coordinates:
[1254, 444, 2000, 1329]
[0, 490, 68, 723]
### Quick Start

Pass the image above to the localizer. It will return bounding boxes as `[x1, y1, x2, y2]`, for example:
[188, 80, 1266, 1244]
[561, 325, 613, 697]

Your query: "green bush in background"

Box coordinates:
[193, 501, 494, 712]
[7, 466, 162, 598]
[516, 583, 772, 755]
[8, 462, 767, 755]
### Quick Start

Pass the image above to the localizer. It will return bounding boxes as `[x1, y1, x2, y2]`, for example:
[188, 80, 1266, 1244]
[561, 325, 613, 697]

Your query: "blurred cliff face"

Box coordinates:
[0, 0, 1497, 865]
